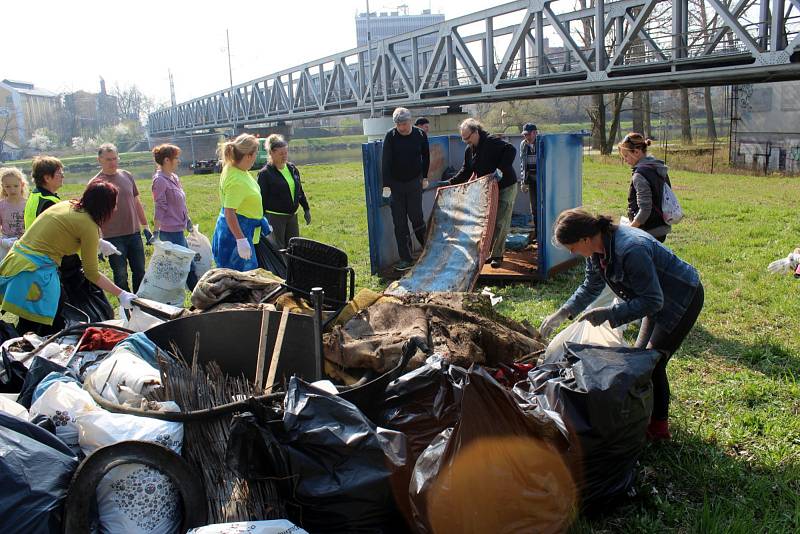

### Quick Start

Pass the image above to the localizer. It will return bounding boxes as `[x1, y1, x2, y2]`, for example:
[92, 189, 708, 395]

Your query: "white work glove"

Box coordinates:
[98, 239, 121, 257]
[236, 238, 252, 260]
[303, 209, 312, 225]
[767, 253, 800, 274]
[540, 307, 570, 338]
[576, 306, 614, 327]
[0, 237, 17, 248]
[118, 291, 137, 310]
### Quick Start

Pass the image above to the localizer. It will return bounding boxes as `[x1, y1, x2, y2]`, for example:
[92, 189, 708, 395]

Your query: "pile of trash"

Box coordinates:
[0, 324, 188, 533]
[0, 284, 662, 533]
[324, 291, 544, 374]
[0, 223, 666, 533]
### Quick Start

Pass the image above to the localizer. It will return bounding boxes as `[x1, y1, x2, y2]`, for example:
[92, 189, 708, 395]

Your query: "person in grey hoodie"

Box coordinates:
[618, 133, 672, 242]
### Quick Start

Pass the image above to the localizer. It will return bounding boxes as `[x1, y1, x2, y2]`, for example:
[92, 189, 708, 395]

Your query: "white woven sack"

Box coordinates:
[138, 239, 196, 306]
[76, 403, 184, 534]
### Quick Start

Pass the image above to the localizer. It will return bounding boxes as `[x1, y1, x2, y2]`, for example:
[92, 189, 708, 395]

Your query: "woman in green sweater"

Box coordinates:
[0, 180, 136, 334]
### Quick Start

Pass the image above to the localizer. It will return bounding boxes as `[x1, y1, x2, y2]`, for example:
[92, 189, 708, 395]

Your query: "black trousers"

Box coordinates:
[635, 283, 705, 421]
[389, 180, 426, 262]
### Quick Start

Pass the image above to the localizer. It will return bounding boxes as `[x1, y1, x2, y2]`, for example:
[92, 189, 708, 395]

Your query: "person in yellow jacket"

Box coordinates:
[23, 156, 64, 229]
[0, 180, 135, 335]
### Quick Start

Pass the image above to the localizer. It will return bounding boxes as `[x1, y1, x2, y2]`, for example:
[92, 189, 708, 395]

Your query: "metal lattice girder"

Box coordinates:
[148, 0, 800, 135]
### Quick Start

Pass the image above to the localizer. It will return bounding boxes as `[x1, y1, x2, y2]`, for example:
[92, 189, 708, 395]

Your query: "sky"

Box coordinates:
[3, 0, 494, 107]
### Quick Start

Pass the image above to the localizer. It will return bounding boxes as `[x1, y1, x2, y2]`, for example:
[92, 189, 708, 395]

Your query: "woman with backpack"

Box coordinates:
[539, 208, 704, 441]
[619, 133, 672, 242]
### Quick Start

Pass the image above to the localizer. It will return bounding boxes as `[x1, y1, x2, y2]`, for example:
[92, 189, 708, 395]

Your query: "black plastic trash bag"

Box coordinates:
[0, 412, 78, 534]
[254, 238, 287, 279]
[227, 377, 409, 533]
[0, 340, 27, 394]
[409, 366, 572, 534]
[379, 357, 468, 463]
[16, 356, 69, 409]
[513, 342, 663, 513]
[61, 255, 114, 323]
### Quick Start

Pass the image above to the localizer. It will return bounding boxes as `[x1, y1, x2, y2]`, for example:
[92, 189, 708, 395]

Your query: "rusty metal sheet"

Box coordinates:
[387, 175, 498, 295]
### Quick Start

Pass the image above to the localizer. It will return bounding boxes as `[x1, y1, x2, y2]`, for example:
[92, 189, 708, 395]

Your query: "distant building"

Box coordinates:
[0, 79, 61, 148]
[730, 82, 800, 174]
[63, 78, 119, 138]
[356, 8, 445, 65]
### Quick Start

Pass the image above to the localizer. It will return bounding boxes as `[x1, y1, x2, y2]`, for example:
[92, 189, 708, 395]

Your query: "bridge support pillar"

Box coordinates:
[362, 117, 395, 141]
[243, 123, 293, 140]
[148, 132, 224, 165]
[362, 112, 468, 140]
[427, 112, 468, 135]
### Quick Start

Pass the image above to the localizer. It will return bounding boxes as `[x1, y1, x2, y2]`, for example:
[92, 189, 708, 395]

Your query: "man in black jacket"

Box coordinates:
[381, 107, 430, 271]
[450, 118, 518, 268]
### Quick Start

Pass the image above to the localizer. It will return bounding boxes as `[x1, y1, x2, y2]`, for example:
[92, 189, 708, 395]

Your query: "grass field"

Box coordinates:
[59, 157, 800, 532]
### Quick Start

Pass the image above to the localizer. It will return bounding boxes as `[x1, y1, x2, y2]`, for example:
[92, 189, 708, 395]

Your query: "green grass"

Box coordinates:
[57, 157, 799, 531]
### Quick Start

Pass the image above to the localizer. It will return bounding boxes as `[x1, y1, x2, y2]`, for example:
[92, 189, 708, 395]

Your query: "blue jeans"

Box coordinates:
[106, 232, 145, 293]
[158, 230, 199, 291]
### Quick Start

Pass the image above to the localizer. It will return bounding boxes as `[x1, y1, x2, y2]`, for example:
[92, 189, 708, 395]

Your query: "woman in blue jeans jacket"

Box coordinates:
[540, 208, 704, 441]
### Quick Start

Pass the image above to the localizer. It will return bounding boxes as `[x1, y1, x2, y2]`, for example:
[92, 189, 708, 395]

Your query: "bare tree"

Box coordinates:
[691, 0, 724, 140]
[680, 88, 693, 144]
[111, 84, 154, 124]
[576, 0, 634, 154]
[632, 92, 644, 133]
[0, 113, 17, 162]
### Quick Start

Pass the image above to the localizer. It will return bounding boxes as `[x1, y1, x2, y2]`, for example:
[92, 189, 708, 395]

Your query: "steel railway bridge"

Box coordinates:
[147, 0, 800, 136]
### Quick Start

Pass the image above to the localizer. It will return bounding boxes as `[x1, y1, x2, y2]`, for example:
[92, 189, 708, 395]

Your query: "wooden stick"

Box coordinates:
[264, 308, 290, 392]
[254, 308, 271, 390]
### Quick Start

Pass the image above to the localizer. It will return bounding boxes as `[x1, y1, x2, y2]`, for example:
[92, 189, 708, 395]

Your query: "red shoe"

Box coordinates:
[646, 419, 671, 442]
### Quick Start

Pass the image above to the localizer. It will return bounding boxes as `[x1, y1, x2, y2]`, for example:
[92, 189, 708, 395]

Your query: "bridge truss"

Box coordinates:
[148, 0, 800, 135]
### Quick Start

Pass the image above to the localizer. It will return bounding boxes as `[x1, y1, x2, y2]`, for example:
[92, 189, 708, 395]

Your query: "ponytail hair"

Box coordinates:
[266, 134, 288, 153]
[617, 132, 651, 153]
[152, 143, 180, 165]
[217, 134, 259, 167]
[553, 208, 616, 246]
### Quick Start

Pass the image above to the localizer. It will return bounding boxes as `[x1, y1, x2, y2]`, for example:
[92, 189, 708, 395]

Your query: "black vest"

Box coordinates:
[627, 165, 671, 231]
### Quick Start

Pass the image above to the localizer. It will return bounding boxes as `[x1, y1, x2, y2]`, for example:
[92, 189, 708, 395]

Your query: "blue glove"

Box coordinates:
[260, 217, 272, 236]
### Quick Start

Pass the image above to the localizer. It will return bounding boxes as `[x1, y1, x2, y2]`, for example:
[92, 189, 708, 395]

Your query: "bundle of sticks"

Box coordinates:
[150, 337, 286, 523]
